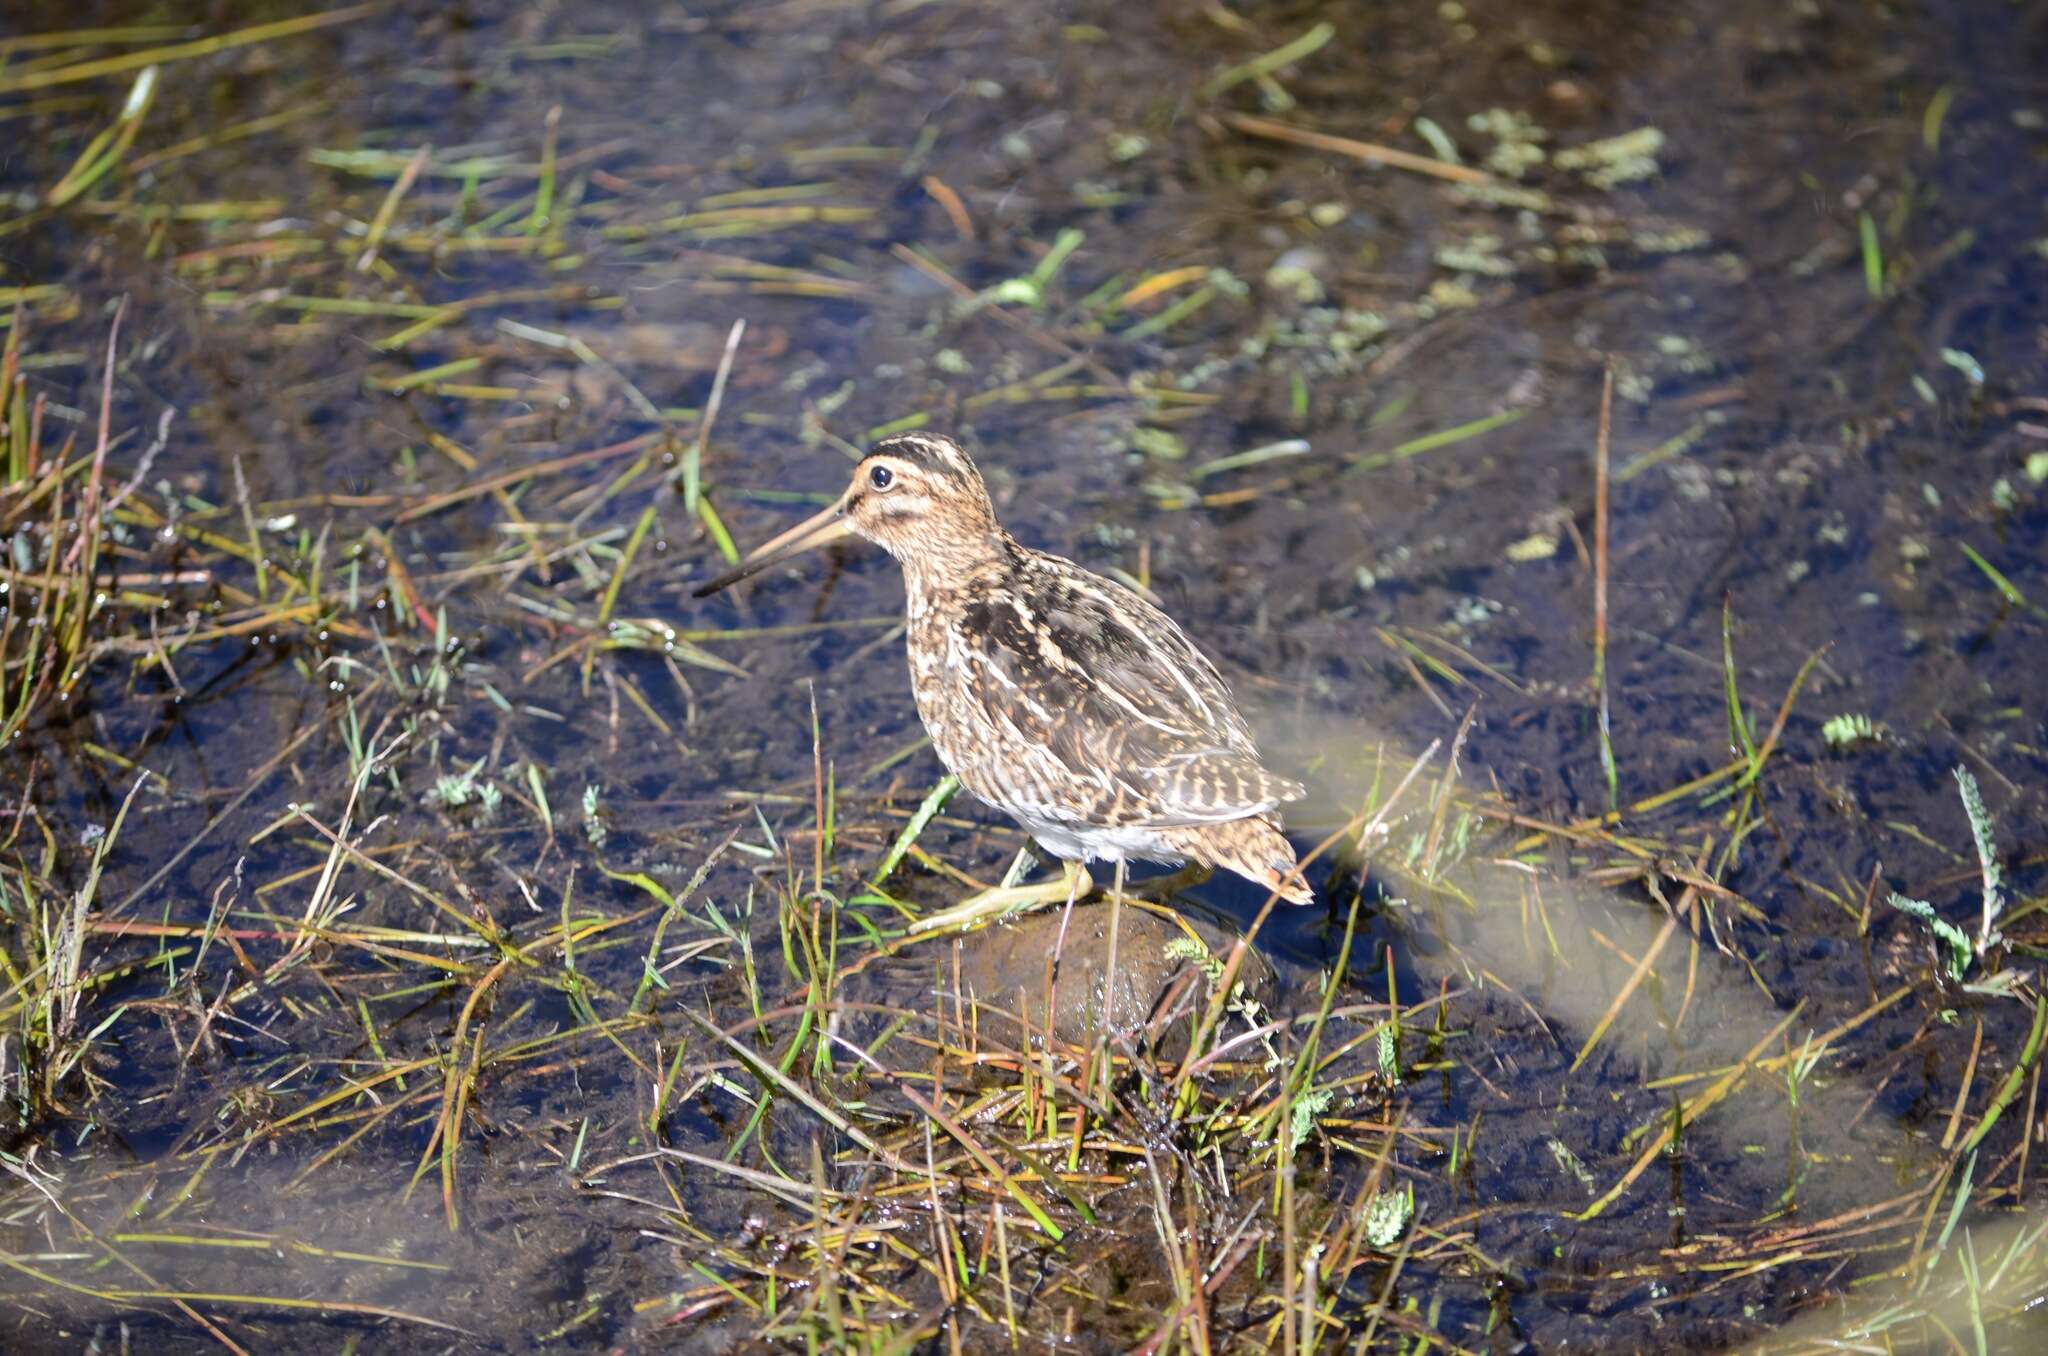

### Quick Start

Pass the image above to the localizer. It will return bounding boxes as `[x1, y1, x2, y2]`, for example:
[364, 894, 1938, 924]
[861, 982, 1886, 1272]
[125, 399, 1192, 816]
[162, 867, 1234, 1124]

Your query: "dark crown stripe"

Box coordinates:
[868, 433, 973, 482]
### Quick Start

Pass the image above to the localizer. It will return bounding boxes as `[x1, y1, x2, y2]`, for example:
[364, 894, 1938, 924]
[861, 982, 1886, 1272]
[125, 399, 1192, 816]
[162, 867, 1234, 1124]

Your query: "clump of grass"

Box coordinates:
[1361, 1181, 1414, 1248]
[0, 312, 149, 1130]
[1822, 711, 1886, 748]
[0, 312, 106, 746]
[0, 778, 144, 1132]
[1552, 126, 1665, 188]
[972, 227, 1085, 311]
[1888, 766, 2015, 991]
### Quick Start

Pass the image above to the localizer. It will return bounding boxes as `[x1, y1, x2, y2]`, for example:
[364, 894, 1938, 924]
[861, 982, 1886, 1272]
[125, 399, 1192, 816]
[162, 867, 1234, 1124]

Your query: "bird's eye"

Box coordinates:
[868, 464, 894, 491]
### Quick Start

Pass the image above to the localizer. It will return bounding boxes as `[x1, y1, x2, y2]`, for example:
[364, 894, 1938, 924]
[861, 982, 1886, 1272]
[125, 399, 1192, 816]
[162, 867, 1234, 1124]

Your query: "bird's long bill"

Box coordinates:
[691, 495, 856, 597]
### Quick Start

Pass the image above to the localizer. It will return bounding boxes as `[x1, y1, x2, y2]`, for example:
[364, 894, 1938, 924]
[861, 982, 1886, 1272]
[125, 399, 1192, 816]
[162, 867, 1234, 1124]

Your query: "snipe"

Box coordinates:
[695, 433, 1311, 916]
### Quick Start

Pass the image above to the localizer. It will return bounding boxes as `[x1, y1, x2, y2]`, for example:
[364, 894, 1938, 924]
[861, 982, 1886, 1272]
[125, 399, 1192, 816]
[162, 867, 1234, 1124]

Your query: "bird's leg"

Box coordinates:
[1041, 857, 1090, 1047]
[1058, 857, 1090, 904]
[907, 855, 1095, 936]
[1092, 858, 1127, 1094]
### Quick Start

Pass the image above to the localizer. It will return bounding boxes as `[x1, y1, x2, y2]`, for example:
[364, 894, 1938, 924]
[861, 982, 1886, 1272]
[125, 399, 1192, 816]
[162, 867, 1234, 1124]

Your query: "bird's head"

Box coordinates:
[693, 433, 1001, 596]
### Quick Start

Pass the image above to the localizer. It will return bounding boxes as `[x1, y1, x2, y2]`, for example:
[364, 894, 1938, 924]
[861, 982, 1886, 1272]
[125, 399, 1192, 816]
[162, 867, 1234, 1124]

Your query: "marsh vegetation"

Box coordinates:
[1, 2, 2045, 1351]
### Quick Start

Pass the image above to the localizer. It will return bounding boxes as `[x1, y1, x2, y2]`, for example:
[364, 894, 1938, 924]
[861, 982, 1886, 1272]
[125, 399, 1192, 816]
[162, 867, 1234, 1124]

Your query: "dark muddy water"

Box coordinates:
[2, 1, 2046, 1351]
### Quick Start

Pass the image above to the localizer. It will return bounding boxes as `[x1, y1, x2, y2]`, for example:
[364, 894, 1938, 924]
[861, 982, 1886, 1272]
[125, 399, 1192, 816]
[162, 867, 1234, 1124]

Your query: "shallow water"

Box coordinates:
[2, 0, 2045, 1350]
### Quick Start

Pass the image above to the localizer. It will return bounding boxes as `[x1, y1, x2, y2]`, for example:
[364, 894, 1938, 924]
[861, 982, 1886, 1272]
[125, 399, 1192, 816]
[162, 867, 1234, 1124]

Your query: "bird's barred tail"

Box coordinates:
[1204, 816, 1312, 906]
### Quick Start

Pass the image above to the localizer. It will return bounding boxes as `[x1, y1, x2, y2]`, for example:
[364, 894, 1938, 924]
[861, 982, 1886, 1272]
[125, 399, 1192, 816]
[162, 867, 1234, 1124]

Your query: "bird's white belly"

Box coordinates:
[1005, 808, 1185, 868]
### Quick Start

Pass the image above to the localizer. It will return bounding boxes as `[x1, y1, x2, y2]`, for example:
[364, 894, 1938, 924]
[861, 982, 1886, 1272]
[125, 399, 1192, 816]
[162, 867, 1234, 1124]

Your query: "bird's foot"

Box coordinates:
[907, 860, 1094, 936]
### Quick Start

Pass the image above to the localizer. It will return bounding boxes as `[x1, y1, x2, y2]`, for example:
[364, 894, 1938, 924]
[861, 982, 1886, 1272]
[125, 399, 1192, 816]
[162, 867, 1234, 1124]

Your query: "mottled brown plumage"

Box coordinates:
[694, 433, 1311, 904]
